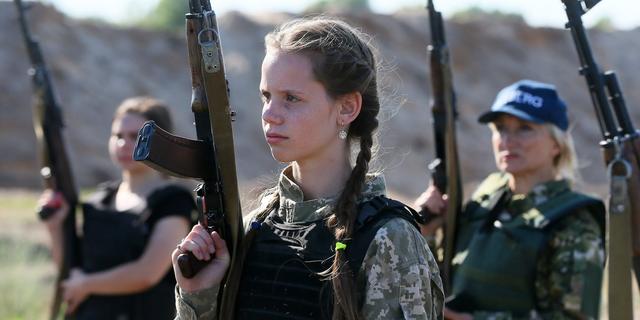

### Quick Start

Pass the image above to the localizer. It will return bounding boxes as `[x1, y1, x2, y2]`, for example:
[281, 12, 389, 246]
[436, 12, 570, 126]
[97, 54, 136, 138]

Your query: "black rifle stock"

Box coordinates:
[561, 1, 640, 318]
[14, 1, 79, 319]
[426, 0, 462, 295]
[133, 0, 243, 316]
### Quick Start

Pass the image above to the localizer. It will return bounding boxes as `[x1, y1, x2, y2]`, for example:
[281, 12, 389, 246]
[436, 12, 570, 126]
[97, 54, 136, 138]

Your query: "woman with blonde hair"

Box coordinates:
[416, 79, 605, 320]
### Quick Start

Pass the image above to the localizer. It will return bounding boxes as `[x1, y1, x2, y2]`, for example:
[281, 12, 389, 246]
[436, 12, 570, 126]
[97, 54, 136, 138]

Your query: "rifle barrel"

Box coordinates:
[604, 71, 635, 135]
[563, 0, 619, 140]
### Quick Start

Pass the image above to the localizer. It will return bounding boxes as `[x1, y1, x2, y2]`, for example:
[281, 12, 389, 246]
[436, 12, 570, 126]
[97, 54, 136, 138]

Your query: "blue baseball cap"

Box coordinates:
[477, 79, 569, 131]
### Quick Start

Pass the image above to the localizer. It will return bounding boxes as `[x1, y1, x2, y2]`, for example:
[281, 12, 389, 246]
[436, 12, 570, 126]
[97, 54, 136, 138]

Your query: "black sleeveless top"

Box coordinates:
[76, 182, 195, 320]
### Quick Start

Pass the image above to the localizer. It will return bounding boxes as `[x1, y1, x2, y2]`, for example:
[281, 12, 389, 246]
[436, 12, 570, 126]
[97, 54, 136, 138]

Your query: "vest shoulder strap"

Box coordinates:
[470, 172, 509, 202]
[529, 190, 605, 230]
[347, 196, 420, 274]
[84, 180, 120, 207]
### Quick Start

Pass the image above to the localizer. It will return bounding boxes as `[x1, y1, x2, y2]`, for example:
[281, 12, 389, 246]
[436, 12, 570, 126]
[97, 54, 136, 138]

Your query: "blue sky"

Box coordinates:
[41, 0, 639, 30]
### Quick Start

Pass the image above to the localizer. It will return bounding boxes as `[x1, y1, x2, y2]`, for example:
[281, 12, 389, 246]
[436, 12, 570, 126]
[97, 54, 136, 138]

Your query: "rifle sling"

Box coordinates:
[606, 156, 633, 320]
[200, 36, 244, 319]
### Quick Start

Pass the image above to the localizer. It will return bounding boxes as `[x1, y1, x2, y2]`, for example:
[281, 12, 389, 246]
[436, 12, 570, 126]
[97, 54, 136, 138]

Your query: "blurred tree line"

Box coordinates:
[305, 0, 369, 12]
[134, 0, 615, 32]
[136, 0, 370, 32]
[136, 0, 188, 32]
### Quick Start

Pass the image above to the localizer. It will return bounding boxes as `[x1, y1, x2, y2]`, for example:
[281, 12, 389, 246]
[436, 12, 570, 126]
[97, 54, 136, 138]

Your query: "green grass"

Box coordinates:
[0, 237, 53, 319]
[0, 190, 54, 320]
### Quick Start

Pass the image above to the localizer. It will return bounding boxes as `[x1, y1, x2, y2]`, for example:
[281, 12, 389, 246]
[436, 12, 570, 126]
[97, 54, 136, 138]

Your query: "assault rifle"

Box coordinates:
[133, 0, 243, 316]
[14, 1, 79, 319]
[425, 0, 462, 294]
[561, 1, 640, 318]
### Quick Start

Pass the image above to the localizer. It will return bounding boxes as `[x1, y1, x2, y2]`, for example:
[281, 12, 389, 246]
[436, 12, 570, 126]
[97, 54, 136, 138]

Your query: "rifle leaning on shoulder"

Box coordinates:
[133, 0, 243, 317]
[561, 1, 640, 319]
[423, 0, 463, 295]
[14, 1, 80, 319]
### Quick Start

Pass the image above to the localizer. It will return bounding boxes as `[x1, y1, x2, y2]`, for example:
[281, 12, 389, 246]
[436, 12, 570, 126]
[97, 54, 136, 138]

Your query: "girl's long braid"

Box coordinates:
[328, 72, 378, 319]
[328, 133, 375, 319]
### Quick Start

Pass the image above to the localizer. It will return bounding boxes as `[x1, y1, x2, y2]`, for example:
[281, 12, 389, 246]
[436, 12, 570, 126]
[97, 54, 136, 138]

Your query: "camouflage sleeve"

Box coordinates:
[174, 285, 219, 320]
[361, 218, 444, 320]
[535, 209, 604, 319]
[469, 209, 605, 320]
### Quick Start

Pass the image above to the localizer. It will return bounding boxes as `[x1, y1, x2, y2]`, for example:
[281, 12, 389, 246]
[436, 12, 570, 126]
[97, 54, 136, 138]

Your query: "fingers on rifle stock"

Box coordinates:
[184, 224, 215, 260]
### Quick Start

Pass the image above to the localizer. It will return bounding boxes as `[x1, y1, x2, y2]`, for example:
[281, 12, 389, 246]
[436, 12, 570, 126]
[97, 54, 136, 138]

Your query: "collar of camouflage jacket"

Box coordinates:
[505, 175, 571, 214]
[275, 166, 387, 224]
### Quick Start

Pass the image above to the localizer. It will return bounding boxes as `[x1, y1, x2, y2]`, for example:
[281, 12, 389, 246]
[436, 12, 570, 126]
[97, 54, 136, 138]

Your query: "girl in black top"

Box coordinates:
[39, 97, 195, 319]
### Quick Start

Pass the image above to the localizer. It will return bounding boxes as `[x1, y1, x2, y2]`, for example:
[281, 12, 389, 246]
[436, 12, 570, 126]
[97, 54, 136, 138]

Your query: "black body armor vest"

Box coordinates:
[235, 196, 419, 320]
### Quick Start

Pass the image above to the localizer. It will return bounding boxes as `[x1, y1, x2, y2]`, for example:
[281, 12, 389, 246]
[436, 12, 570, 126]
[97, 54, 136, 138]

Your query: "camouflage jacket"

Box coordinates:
[175, 168, 444, 319]
[455, 173, 604, 320]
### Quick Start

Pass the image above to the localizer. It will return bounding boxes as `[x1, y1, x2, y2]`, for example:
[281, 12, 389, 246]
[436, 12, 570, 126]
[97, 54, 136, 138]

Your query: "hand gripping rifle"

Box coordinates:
[133, 0, 243, 316]
[425, 0, 463, 295]
[561, 1, 640, 318]
[14, 1, 79, 319]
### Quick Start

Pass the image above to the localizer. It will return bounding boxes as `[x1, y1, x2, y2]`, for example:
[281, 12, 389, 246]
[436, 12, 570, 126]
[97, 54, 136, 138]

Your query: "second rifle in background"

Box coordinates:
[425, 0, 462, 295]
[14, 1, 80, 319]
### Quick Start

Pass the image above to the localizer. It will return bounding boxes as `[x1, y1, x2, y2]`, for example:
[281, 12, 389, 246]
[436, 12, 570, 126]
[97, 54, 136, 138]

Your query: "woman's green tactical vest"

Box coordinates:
[447, 174, 604, 316]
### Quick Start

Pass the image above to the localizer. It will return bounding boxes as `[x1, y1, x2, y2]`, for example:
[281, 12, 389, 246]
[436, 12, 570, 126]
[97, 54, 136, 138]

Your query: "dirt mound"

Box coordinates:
[2, 3, 638, 200]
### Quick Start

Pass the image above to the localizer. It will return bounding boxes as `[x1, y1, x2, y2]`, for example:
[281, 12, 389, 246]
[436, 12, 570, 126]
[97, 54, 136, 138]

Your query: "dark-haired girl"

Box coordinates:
[39, 97, 195, 319]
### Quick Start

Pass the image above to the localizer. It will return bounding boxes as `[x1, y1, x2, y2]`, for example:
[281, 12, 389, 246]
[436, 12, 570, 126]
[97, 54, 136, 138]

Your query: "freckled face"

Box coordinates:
[490, 114, 560, 178]
[260, 50, 341, 164]
[108, 113, 149, 173]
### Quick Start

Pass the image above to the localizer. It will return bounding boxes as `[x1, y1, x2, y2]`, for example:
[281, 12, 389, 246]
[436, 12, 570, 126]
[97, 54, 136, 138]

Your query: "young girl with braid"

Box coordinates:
[173, 17, 444, 320]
